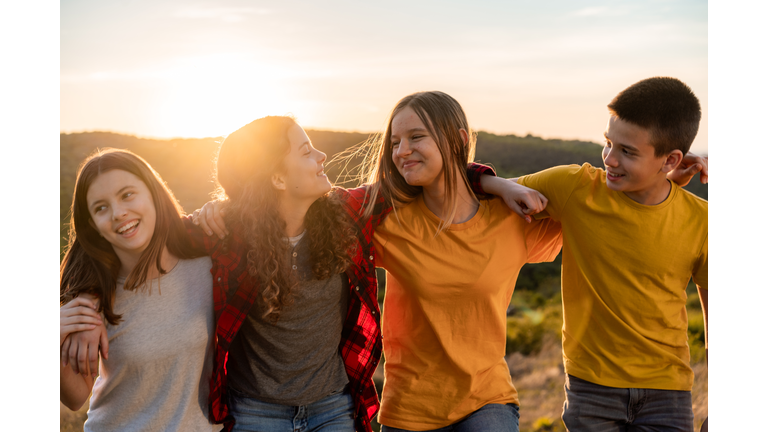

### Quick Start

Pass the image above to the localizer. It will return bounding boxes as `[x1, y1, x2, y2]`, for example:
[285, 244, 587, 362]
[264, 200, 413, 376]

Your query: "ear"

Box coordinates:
[660, 149, 684, 174]
[271, 172, 287, 191]
[459, 128, 469, 146]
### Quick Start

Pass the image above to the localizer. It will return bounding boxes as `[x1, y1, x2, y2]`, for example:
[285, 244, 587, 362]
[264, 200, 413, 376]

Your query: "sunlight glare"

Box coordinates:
[156, 53, 295, 138]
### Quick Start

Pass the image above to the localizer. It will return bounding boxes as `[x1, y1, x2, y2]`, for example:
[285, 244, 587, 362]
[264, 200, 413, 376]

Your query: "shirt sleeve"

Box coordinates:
[334, 186, 393, 231]
[181, 215, 220, 256]
[524, 217, 563, 264]
[692, 234, 708, 290]
[466, 162, 497, 200]
[518, 164, 585, 221]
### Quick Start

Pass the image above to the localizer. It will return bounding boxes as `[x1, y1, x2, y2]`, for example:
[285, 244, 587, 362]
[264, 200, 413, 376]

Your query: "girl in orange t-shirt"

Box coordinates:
[360, 91, 561, 432]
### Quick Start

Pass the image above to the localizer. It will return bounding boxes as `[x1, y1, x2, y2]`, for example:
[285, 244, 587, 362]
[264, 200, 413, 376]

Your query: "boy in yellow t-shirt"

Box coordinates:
[481, 77, 708, 431]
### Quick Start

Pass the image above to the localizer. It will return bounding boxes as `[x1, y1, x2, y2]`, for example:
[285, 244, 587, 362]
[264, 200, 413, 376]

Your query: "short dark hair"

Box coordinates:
[607, 77, 701, 156]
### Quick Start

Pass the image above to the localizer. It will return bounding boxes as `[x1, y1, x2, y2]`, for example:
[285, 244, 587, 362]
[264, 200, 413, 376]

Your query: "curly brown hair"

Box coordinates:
[215, 116, 357, 322]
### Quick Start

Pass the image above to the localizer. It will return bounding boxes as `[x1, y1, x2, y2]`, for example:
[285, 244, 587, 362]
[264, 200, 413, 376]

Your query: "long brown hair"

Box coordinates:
[360, 91, 478, 232]
[60, 148, 203, 325]
[214, 116, 356, 322]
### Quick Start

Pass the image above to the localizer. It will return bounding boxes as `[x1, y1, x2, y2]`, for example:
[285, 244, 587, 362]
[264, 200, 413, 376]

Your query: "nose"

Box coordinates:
[112, 203, 128, 221]
[317, 149, 327, 164]
[603, 146, 618, 168]
[394, 139, 412, 159]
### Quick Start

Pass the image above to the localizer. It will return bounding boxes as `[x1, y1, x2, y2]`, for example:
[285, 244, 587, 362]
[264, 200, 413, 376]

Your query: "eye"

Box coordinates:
[93, 204, 107, 214]
[123, 191, 135, 199]
[392, 141, 400, 147]
[412, 135, 424, 140]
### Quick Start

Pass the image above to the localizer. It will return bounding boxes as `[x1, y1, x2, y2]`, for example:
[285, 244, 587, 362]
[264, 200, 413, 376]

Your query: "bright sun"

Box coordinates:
[154, 53, 295, 138]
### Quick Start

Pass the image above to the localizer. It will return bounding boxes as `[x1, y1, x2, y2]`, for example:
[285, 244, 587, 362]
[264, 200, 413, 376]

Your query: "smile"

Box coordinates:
[401, 160, 421, 169]
[116, 219, 140, 235]
[606, 171, 625, 181]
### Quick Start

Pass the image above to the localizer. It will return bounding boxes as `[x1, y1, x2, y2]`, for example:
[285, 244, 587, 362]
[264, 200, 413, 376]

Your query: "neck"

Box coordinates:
[422, 170, 478, 224]
[623, 178, 672, 205]
[117, 246, 179, 279]
[278, 196, 313, 237]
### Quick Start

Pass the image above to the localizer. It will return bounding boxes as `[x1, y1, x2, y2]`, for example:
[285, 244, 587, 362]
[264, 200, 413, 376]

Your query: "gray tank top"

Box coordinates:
[226, 234, 350, 405]
[85, 256, 215, 432]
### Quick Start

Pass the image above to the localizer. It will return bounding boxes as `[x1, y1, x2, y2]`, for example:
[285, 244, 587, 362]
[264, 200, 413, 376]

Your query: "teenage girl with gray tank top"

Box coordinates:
[59, 149, 216, 432]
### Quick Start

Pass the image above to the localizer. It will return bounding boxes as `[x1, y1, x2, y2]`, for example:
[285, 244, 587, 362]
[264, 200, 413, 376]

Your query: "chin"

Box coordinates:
[605, 180, 621, 191]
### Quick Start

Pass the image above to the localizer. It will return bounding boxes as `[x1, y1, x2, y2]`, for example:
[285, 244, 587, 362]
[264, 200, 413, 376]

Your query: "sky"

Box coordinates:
[61, 0, 709, 153]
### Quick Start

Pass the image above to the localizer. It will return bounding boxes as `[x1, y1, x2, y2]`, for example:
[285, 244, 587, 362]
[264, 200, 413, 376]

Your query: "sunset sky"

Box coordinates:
[61, 0, 709, 153]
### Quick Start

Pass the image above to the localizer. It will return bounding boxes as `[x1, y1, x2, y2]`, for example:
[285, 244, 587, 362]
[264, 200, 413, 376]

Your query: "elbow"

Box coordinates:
[60, 392, 88, 412]
[61, 399, 85, 412]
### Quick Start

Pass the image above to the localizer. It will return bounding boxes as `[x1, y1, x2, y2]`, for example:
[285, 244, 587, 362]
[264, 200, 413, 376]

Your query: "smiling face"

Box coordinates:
[86, 169, 157, 265]
[390, 106, 445, 190]
[273, 123, 331, 202]
[602, 115, 673, 204]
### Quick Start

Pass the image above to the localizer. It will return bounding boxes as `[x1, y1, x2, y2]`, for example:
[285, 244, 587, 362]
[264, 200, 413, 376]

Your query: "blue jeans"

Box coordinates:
[228, 387, 356, 432]
[562, 374, 694, 432]
[381, 403, 520, 432]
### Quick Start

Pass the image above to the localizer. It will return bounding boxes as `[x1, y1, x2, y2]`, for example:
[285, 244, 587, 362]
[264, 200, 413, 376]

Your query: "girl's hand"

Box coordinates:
[192, 199, 229, 239]
[497, 180, 549, 223]
[62, 325, 108, 378]
[668, 153, 708, 186]
[60, 296, 102, 347]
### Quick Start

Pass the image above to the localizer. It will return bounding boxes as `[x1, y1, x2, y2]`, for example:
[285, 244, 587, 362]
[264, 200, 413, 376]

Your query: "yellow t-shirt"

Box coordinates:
[519, 163, 708, 391]
[374, 196, 562, 430]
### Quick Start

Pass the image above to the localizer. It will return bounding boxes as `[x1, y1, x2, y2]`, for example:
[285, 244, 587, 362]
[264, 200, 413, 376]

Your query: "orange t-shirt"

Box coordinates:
[374, 196, 562, 430]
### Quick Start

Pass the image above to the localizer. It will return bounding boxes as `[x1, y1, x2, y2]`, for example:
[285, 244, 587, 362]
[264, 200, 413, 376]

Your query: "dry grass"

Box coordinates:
[60, 399, 88, 432]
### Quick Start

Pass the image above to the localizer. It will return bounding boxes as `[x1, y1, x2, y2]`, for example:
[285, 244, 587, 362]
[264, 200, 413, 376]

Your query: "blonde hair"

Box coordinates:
[359, 91, 478, 233]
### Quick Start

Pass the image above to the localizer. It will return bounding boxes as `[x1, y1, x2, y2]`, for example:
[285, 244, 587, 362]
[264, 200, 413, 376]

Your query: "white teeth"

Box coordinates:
[118, 220, 138, 234]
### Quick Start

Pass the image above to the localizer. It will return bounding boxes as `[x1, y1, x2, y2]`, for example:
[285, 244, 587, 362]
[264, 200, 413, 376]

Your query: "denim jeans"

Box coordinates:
[562, 374, 694, 432]
[381, 403, 520, 432]
[228, 386, 356, 432]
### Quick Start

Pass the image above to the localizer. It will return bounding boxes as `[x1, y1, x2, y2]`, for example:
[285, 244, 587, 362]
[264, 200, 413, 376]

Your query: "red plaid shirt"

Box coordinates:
[185, 164, 495, 432]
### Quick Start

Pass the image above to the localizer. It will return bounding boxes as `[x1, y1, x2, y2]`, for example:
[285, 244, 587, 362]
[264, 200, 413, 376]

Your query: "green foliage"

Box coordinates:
[687, 310, 707, 363]
[506, 313, 546, 356]
[506, 301, 563, 356]
[532, 417, 556, 431]
[376, 268, 387, 304]
[474, 132, 605, 178]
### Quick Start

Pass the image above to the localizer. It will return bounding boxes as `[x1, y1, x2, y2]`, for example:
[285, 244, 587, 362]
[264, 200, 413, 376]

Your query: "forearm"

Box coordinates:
[60, 364, 94, 411]
[479, 175, 519, 196]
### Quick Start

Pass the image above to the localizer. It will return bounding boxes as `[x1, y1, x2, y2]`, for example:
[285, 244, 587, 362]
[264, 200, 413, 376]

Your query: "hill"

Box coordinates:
[60, 130, 707, 254]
